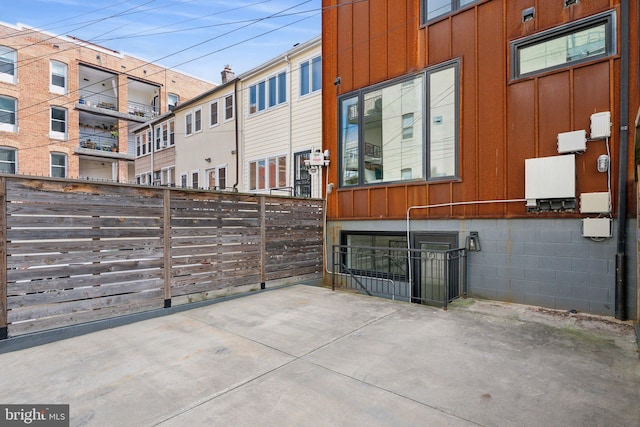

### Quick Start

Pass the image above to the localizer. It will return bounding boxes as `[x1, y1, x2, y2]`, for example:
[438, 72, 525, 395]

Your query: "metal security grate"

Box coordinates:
[331, 244, 466, 309]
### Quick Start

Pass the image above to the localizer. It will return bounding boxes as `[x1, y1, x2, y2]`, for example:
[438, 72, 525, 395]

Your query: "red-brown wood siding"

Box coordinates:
[322, 0, 638, 221]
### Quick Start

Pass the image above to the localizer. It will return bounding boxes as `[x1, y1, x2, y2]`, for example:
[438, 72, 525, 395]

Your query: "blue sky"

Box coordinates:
[2, 0, 322, 83]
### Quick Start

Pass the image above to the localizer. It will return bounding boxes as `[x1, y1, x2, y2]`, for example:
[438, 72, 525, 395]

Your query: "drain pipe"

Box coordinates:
[615, 0, 630, 320]
[232, 79, 239, 191]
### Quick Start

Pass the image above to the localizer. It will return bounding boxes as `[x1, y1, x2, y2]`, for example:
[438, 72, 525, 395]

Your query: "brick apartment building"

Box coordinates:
[0, 22, 214, 182]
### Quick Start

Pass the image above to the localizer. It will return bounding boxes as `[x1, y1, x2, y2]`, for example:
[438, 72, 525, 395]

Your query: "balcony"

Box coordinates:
[78, 90, 118, 111]
[127, 100, 158, 119]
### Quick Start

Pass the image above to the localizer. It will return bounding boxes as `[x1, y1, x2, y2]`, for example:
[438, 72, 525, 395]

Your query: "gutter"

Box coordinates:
[615, 0, 630, 320]
[233, 79, 239, 191]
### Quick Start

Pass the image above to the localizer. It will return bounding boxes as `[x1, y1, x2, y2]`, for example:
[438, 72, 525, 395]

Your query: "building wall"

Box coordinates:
[322, 1, 639, 318]
[239, 37, 323, 197]
[0, 22, 214, 181]
[328, 218, 638, 318]
[174, 84, 237, 189]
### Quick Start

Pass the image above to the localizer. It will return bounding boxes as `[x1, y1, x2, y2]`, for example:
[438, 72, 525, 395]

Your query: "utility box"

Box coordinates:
[582, 217, 611, 238]
[580, 192, 610, 214]
[525, 155, 576, 209]
[557, 130, 586, 154]
[590, 112, 611, 139]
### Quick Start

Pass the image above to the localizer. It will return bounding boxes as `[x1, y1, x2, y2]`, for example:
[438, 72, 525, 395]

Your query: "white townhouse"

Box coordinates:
[238, 36, 323, 198]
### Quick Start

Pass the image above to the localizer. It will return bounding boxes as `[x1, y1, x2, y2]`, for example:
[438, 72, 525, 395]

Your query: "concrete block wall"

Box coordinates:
[329, 218, 637, 319]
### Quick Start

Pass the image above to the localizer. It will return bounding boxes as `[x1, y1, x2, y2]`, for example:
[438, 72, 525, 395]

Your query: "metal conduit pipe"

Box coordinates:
[615, 0, 630, 320]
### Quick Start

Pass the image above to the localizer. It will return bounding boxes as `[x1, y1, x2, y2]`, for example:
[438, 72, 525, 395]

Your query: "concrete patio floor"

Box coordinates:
[0, 284, 638, 426]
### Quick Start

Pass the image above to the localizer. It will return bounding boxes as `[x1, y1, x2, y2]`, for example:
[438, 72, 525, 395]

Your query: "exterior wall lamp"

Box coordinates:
[204, 157, 211, 162]
[466, 231, 481, 252]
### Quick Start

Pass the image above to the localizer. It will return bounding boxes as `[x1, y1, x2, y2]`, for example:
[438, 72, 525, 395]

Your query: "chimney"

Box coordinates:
[221, 65, 235, 84]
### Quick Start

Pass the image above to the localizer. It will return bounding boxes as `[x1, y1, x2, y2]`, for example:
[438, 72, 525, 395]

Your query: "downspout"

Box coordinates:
[615, 0, 630, 320]
[149, 123, 154, 185]
[233, 79, 239, 191]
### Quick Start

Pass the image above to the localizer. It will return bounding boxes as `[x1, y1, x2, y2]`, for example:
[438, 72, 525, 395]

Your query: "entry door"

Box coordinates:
[294, 150, 311, 197]
[412, 233, 458, 305]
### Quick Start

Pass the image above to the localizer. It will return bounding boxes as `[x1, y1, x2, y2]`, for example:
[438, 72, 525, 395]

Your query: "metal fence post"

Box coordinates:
[0, 177, 7, 339]
[260, 196, 266, 290]
[163, 189, 171, 308]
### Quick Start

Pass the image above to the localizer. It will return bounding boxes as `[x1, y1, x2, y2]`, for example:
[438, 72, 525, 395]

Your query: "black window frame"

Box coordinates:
[510, 10, 616, 80]
[339, 231, 409, 281]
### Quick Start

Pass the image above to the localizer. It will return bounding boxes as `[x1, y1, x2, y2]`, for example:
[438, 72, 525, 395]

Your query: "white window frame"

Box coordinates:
[185, 112, 193, 136]
[224, 94, 234, 121]
[50, 152, 67, 178]
[191, 169, 199, 189]
[50, 106, 67, 140]
[180, 173, 188, 188]
[248, 71, 286, 116]
[248, 155, 287, 191]
[169, 120, 175, 146]
[209, 100, 219, 127]
[50, 60, 68, 95]
[300, 55, 322, 97]
[194, 108, 202, 133]
[155, 126, 161, 150]
[168, 93, 179, 110]
[0, 46, 16, 84]
[161, 166, 175, 186]
[0, 146, 17, 174]
[0, 95, 17, 133]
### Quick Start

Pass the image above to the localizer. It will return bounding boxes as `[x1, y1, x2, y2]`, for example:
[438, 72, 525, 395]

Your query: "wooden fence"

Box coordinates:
[0, 176, 324, 338]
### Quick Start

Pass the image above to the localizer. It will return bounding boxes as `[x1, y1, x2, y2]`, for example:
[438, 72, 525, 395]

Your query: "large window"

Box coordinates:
[50, 152, 67, 178]
[185, 112, 193, 136]
[249, 71, 286, 115]
[422, 0, 478, 23]
[339, 61, 459, 187]
[50, 107, 67, 140]
[169, 120, 175, 145]
[249, 156, 286, 191]
[511, 11, 615, 79]
[300, 56, 322, 96]
[50, 60, 67, 95]
[194, 108, 202, 133]
[0, 147, 17, 173]
[0, 46, 16, 84]
[0, 96, 17, 132]
[341, 232, 408, 279]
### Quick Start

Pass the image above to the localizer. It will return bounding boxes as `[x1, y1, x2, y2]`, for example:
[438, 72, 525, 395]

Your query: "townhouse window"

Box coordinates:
[340, 232, 408, 279]
[268, 155, 287, 189]
[0, 147, 17, 173]
[339, 60, 459, 187]
[168, 93, 179, 110]
[210, 100, 219, 126]
[192, 171, 199, 189]
[162, 123, 168, 146]
[248, 71, 286, 115]
[155, 127, 161, 150]
[185, 112, 193, 135]
[162, 167, 175, 186]
[153, 171, 161, 186]
[511, 11, 615, 79]
[50, 152, 67, 178]
[206, 166, 227, 190]
[0, 96, 17, 132]
[421, 0, 478, 23]
[169, 120, 175, 145]
[136, 135, 142, 156]
[300, 55, 322, 96]
[180, 174, 187, 188]
[249, 159, 266, 191]
[147, 131, 152, 153]
[50, 107, 67, 140]
[218, 166, 226, 190]
[224, 95, 234, 120]
[0, 46, 16, 84]
[50, 60, 67, 95]
[194, 108, 202, 132]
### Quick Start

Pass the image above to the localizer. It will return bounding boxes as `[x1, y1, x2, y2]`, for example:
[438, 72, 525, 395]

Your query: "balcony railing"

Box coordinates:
[79, 91, 118, 111]
[127, 100, 159, 119]
[79, 133, 118, 152]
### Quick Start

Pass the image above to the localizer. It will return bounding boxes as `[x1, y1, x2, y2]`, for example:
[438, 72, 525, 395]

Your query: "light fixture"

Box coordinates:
[466, 231, 481, 252]
[204, 157, 211, 162]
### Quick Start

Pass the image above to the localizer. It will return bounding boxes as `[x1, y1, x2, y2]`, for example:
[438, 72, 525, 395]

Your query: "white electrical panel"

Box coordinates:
[557, 130, 586, 153]
[582, 217, 611, 238]
[590, 112, 611, 139]
[525, 155, 576, 206]
[580, 192, 610, 214]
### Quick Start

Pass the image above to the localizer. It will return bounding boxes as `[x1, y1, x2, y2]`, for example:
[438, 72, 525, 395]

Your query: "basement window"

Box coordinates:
[511, 10, 615, 79]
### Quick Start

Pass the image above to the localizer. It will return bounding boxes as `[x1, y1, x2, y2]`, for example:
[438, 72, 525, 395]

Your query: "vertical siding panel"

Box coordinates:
[370, 188, 387, 217]
[387, 0, 407, 78]
[451, 9, 477, 217]
[407, 185, 428, 218]
[477, 0, 505, 215]
[428, 184, 451, 217]
[353, 189, 369, 217]
[369, 0, 388, 83]
[337, 0, 354, 92]
[323, 1, 339, 218]
[506, 0, 537, 39]
[506, 81, 535, 211]
[353, 0, 370, 89]
[428, 20, 452, 64]
[338, 190, 353, 218]
[538, 72, 571, 157]
[573, 63, 612, 196]
[388, 186, 407, 217]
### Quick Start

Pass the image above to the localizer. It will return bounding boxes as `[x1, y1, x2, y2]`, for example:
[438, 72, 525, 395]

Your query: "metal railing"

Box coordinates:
[78, 91, 118, 111]
[332, 244, 466, 309]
